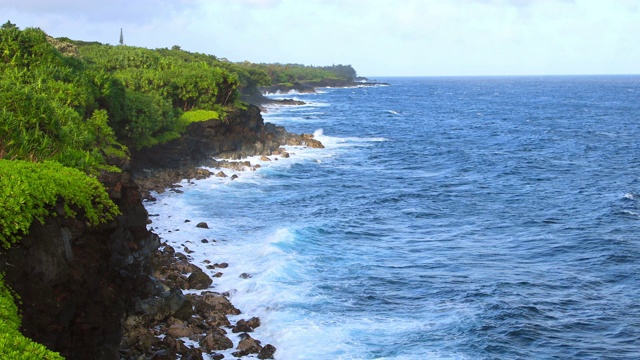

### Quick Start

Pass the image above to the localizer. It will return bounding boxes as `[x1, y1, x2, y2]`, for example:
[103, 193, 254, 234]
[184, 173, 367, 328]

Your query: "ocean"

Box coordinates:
[145, 76, 640, 359]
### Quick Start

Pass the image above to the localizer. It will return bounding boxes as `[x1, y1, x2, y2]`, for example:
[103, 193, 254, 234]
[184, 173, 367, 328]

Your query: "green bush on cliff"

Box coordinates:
[179, 109, 220, 123]
[0, 276, 63, 359]
[0, 160, 120, 249]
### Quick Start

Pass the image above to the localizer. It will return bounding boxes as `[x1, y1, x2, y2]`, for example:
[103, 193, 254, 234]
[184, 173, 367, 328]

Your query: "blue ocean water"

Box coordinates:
[147, 76, 640, 359]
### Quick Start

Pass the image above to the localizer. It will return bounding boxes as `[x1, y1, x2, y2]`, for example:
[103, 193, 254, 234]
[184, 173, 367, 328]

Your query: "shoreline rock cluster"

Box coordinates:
[133, 106, 324, 197]
[241, 79, 387, 112]
[120, 243, 275, 359]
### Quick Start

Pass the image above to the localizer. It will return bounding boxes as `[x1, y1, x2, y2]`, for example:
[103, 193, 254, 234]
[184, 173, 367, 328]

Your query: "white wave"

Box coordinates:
[621, 210, 640, 217]
[262, 89, 314, 96]
[146, 195, 311, 358]
[310, 128, 387, 150]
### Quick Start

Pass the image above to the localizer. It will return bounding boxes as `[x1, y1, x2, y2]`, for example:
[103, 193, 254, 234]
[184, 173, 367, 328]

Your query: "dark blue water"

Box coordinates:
[148, 76, 640, 359]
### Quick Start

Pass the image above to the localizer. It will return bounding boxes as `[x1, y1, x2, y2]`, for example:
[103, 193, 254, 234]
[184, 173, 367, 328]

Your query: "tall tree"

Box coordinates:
[119, 28, 123, 45]
[1, 20, 17, 30]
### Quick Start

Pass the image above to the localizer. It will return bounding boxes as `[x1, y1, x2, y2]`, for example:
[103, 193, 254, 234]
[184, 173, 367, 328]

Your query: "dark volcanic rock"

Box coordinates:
[232, 317, 261, 333]
[196, 291, 241, 315]
[196, 222, 209, 229]
[131, 106, 270, 173]
[131, 104, 324, 194]
[259, 344, 277, 359]
[0, 170, 160, 360]
[188, 267, 213, 289]
[232, 333, 263, 357]
[200, 329, 233, 352]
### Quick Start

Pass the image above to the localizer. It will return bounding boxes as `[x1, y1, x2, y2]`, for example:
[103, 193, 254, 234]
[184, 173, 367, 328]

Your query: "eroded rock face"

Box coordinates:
[131, 104, 324, 195]
[0, 171, 160, 360]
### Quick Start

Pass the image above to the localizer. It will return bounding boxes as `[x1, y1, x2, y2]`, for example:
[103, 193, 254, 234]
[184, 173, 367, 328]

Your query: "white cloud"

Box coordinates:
[235, 0, 282, 8]
[1, 0, 638, 75]
[0, 0, 200, 23]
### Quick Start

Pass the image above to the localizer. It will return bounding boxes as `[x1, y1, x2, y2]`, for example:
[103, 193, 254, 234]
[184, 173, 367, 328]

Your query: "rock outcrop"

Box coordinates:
[0, 169, 159, 360]
[132, 104, 323, 195]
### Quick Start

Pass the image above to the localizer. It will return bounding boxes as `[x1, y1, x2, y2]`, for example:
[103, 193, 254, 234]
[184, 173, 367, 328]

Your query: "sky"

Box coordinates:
[1, 0, 639, 76]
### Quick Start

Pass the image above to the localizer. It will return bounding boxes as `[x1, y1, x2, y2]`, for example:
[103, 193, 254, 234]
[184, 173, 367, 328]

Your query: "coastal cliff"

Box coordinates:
[131, 104, 323, 194]
[0, 169, 156, 359]
[0, 105, 320, 359]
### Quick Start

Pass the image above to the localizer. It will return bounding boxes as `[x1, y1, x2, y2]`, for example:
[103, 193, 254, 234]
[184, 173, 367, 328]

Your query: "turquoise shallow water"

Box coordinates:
[147, 76, 640, 359]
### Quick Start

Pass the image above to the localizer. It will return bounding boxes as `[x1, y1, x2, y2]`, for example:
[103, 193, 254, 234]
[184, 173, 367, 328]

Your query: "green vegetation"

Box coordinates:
[0, 160, 120, 249]
[234, 62, 358, 86]
[179, 109, 220, 123]
[0, 25, 125, 173]
[0, 278, 64, 359]
[74, 44, 239, 149]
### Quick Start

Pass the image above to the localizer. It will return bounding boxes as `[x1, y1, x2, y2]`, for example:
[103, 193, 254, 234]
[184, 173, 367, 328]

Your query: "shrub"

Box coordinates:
[0, 275, 64, 359]
[0, 273, 63, 360]
[0, 160, 120, 249]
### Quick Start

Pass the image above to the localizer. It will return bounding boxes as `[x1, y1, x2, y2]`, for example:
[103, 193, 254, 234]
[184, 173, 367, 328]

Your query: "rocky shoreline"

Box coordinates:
[121, 104, 325, 359]
[0, 104, 323, 359]
[241, 79, 388, 112]
[119, 241, 276, 359]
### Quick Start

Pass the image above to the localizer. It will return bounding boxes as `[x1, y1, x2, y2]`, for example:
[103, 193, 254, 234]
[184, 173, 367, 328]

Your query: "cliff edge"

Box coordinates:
[0, 104, 320, 359]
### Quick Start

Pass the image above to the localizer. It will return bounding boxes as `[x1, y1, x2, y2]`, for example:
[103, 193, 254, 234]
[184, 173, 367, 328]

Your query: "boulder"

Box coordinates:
[188, 267, 213, 289]
[162, 335, 187, 353]
[259, 344, 277, 359]
[133, 287, 186, 324]
[150, 349, 176, 360]
[197, 291, 241, 315]
[196, 222, 209, 229]
[194, 168, 211, 180]
[167, 323, 197, 338]
[303, 138, 324, 148]
[232, 317, 261, 333]
[209, 353, 224, 360]
[200, 329, 233, 351]
[172, 298, 194, 321]
[204, 313, 231, 328]
[232, 333, 262, 357]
